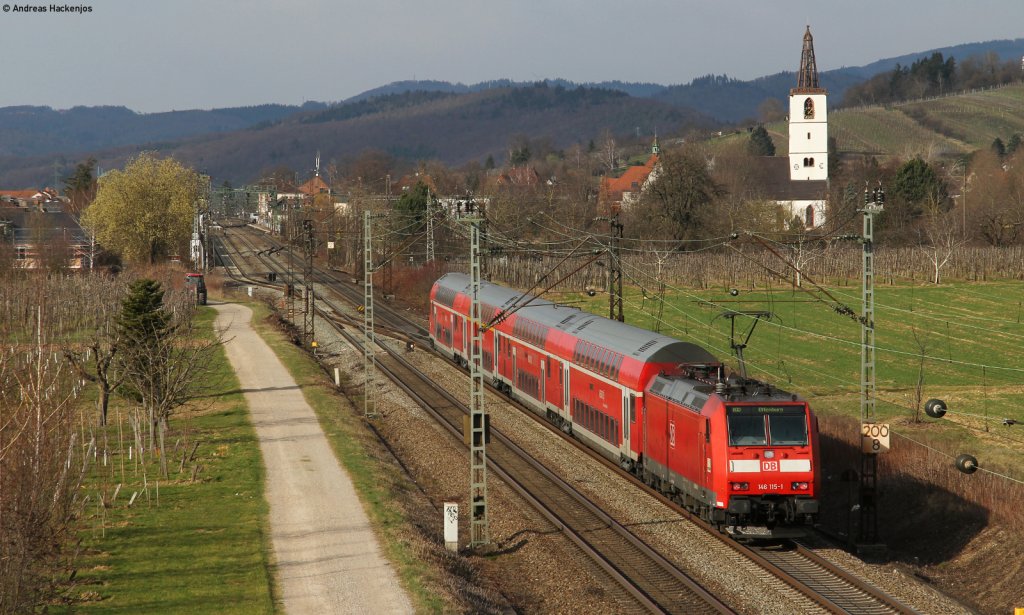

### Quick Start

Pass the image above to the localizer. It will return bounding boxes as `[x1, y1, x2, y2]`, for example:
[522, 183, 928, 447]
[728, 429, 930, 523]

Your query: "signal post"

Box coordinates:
[457, 204, 490, 549]
[858, 186, 887, 553]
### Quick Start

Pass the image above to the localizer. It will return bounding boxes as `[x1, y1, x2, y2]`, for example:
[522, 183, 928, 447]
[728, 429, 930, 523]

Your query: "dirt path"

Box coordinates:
[213, 303, 412, 615]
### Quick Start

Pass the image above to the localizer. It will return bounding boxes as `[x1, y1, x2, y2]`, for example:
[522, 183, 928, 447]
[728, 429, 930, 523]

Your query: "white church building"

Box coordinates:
[760, 26, 830, 229]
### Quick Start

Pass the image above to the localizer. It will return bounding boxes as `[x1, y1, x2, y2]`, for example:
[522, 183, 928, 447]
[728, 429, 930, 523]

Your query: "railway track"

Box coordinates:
[746, 541, 909, 615]
[215, 224, 733, 613]
[214, 223, 919, 614]
[364, 329, 732, 614]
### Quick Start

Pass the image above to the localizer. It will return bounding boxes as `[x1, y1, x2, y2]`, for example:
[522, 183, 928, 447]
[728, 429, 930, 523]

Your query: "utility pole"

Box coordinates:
[858, 185, 885, 548]
[425, 188, 435, 263]
[303, 219, 315, 346]
[287, 199, 296, 324]
[479, 200, 490, 282]
[600, 215, 625, 322]
[457, 207, 490, 549]
[363, 210, 383, 418]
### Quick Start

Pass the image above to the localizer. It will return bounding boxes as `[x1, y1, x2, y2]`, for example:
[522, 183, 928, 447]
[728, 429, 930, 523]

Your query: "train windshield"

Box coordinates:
[727, 405, 808, 446]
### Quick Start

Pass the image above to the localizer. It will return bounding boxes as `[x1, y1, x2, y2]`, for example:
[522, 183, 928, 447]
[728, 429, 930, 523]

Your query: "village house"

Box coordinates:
[0, 189, 90, 269]
[599, 138, 661, 214]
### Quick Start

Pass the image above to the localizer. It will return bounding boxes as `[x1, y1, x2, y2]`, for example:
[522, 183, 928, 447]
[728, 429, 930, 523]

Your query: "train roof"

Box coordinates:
[435, 273, 719, 365]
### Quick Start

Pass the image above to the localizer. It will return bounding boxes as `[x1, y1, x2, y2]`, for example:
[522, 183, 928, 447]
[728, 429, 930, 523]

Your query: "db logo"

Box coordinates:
[761, 460, 779, 472]
[668, 422, 676, 448]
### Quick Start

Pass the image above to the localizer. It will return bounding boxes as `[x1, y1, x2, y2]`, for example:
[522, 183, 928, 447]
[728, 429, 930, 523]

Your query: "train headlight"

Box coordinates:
[730, 482, 749, 491]
[791, 482, 809, 491]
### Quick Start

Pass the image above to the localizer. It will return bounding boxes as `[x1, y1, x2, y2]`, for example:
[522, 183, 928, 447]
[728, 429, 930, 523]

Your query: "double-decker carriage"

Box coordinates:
[429, 273, 819, 530]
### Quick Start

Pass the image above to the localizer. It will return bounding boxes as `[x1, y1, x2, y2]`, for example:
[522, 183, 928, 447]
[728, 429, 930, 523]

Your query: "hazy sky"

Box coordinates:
[5, 0, 1024, 113]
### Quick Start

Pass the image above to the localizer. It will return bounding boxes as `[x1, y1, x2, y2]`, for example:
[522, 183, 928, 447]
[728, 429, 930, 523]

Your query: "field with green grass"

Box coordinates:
[62, 307, 275, 614]
[555, 279, 1024, 474]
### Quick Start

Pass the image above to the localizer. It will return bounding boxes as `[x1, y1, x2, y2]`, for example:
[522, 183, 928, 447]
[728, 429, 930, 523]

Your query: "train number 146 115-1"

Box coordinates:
[757, 483, 785, 491]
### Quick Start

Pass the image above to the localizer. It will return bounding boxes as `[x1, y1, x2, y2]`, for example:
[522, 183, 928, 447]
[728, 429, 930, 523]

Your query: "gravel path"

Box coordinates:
[213, 302, 412, 615]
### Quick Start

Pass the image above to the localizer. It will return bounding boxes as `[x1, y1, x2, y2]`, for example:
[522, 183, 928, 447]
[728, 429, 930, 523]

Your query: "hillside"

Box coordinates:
[758, 82, 1024, 159]
[0, 102, 327, 159]
[653, 39, 1024, 123]
[0, 85, 715, 186]
[4, 38, 1024, 187]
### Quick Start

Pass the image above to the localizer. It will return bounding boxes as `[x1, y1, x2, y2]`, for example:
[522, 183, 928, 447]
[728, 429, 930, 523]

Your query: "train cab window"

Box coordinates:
[768, 414, 808, 445]
[727, 414, 767, 446]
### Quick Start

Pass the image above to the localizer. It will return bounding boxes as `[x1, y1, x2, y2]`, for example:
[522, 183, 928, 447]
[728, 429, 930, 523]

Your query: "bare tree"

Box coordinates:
[63, 275, 131, 426]
[599, 129, 618, 173]
[918, 199, 966, 284]
[0, 276, 90, 612]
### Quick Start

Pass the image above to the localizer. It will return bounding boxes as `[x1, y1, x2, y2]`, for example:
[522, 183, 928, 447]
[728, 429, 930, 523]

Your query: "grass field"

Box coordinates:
[61, 307, 275, 614]
[555, 279, 1024, 474]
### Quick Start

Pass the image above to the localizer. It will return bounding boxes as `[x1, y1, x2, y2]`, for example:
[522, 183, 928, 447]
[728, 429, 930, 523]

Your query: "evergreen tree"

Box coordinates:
[1008, 134, 1022, 156]
[747, 125, 776, 156]
[992, 137, 1007, 159]
[63, 157, 97, 215]
[395, 181, 431, 229]
[890, 157, 948, 229]
[115, 279, 172, 440]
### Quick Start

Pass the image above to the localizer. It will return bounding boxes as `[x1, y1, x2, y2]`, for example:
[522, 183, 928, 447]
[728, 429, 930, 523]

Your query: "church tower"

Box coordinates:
[789, 26, 828, 181]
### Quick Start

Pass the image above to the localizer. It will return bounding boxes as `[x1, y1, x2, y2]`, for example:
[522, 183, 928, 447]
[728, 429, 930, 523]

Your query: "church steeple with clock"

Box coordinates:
[789, 26, 828, 182]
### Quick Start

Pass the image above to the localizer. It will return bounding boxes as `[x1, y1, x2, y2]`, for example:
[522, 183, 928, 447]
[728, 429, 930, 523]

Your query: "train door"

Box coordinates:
[698, 417, 710, 489]
[453, 315, 463, 354]
[622, 391, 631, 458]
[563, 364, 570, 410]
[512, 347, 517, 391]
[540, 359, 546, 405]
[493, 334, 499, 374]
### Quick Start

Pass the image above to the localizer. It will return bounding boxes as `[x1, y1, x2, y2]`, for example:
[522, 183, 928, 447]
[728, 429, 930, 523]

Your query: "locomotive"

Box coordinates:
[429, 273, 819, 531]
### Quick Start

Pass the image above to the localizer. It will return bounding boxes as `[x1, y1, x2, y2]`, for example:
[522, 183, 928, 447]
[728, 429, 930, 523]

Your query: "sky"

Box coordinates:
[4, 0, 1024, 113]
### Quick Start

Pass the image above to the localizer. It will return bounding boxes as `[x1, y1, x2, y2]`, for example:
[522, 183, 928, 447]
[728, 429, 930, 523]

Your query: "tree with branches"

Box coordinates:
[82, 153, 202, 264]
[115, 279, 224, 475]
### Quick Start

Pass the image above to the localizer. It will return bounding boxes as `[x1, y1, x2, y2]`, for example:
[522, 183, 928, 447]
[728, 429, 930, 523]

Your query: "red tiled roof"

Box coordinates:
[600, 153, 659, 203]
[297, 175, 330, 196]
[0, 189, 43, 200]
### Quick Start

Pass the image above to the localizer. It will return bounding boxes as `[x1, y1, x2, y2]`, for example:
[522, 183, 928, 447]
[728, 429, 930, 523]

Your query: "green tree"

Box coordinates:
[1007, 133, 1022, 157]
[395, 181, 431, 228]
[82, 153, 202, 264]
[991, 137, 1007, 159]
[116, 279, 172, 445]
[115, 278, 222, 474]
[747, 125, 776, 156]
[63, 157, 97, 216]
[889, 157, 948, 232]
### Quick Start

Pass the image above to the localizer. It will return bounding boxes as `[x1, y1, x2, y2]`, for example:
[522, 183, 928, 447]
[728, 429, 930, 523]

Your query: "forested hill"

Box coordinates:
[652, 39, 1024, 122]
[0, 84, 715, 187]
[0, 102, 327, 158]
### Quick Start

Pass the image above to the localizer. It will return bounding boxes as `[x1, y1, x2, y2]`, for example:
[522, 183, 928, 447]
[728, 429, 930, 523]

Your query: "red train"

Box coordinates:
[429, 273, 820, 531]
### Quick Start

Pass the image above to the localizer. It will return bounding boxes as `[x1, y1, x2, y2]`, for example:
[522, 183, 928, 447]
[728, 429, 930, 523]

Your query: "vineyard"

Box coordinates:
[743, 83, 1024, 160]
